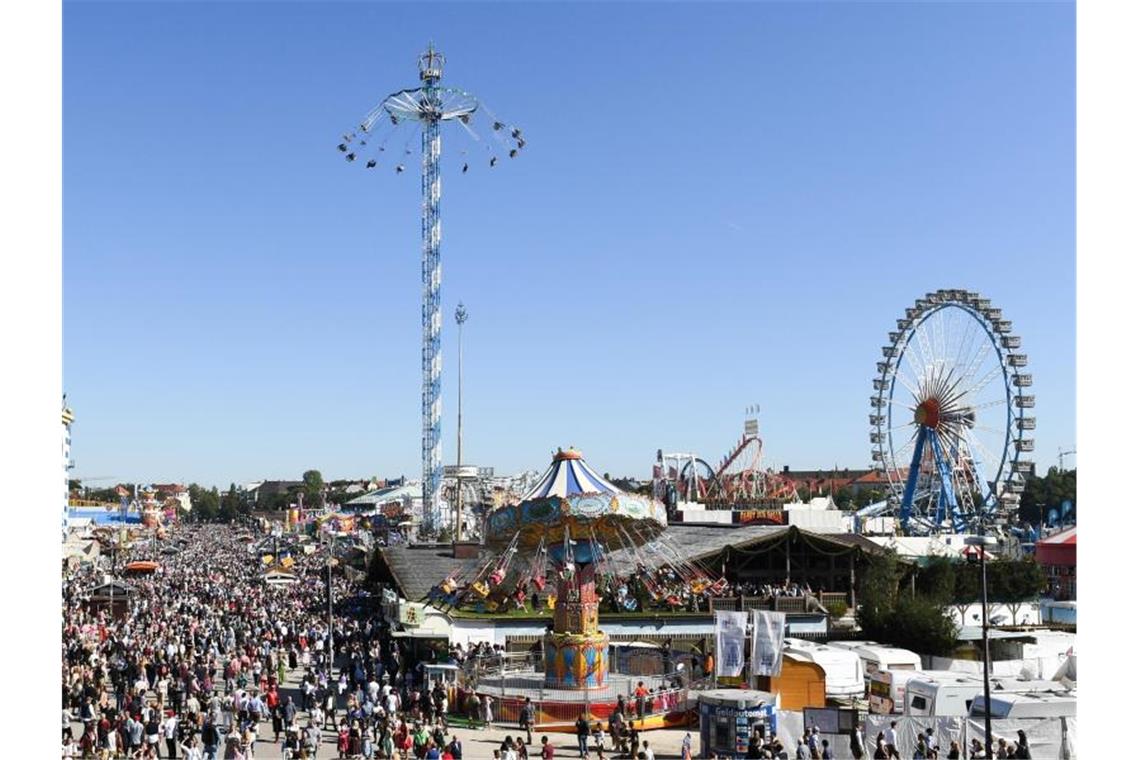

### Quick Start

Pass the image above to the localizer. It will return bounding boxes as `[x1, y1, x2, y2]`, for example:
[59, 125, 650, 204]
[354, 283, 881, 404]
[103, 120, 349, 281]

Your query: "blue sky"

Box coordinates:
[64, 2, 1075, 488]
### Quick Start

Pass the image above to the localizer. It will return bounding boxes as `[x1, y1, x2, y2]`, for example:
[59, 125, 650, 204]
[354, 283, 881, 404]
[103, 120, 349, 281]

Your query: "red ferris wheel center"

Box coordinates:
[914, 398, 942, 429]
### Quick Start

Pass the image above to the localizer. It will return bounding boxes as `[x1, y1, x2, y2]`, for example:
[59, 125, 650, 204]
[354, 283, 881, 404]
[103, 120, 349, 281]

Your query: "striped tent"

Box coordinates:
[522, 448, 620, 499]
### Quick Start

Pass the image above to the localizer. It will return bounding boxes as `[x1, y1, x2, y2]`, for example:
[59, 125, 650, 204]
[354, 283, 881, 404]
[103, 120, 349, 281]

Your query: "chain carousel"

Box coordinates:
[429, 449, 706, 729]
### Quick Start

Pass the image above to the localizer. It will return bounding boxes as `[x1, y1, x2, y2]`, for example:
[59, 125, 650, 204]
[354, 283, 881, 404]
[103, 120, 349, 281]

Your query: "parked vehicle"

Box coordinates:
[783, 638, 864, 699]
[970, 691, 1077, 719]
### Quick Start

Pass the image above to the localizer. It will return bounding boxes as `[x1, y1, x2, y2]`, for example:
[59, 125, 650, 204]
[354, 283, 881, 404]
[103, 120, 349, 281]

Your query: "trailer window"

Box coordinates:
[910, 695, 927, 712]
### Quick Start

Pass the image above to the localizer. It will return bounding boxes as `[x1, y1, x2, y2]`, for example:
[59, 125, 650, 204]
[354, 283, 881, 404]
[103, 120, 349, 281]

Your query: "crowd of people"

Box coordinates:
[61, 521, 480, 760]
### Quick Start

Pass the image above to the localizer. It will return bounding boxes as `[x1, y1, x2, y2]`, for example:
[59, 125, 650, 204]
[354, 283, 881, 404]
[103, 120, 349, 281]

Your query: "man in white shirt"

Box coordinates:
[162, 713, 180, 760]
[885, 721, 900, 759]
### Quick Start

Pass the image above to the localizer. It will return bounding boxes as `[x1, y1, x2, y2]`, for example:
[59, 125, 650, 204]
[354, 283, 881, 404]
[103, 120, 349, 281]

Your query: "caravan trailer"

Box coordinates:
[970, 692, 1077, 720]
[783, 638, 864, 699]
[869, 669, 928, 715]
[830, 642, 922, 687]
[904, 672, 985, 717]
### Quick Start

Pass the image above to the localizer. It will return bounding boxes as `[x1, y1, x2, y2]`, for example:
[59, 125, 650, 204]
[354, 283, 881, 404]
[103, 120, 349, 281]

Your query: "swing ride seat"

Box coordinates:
[471, 581, 490, 598]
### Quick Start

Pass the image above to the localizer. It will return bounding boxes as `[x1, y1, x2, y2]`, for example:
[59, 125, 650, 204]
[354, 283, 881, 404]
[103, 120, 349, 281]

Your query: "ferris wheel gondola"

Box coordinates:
[870, 289, 1034, 535]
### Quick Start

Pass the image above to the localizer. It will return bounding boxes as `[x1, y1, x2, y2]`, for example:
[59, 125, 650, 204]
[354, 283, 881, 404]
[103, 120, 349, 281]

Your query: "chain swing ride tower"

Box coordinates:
[340, 45, 525, 531]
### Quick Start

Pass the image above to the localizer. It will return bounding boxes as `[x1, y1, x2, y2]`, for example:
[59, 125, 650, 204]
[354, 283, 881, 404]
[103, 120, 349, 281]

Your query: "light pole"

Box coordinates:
[327, 556, 337, 680]
[454, 302, 468, 541]
[965, 534, 998, 758]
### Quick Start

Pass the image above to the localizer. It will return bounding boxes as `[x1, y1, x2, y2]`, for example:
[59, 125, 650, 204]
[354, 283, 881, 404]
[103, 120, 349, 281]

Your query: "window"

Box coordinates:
[910, 695, 927, 711]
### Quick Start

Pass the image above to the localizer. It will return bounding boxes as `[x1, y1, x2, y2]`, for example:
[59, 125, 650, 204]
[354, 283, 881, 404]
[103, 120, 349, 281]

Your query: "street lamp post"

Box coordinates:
[965, 534, 998, 758]
[327, 556, 336, 680]
[454, 303, 468, 541]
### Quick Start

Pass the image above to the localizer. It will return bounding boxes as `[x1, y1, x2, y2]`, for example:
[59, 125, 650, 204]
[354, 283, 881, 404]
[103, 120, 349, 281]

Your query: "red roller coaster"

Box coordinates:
[654, 418, 800, 508]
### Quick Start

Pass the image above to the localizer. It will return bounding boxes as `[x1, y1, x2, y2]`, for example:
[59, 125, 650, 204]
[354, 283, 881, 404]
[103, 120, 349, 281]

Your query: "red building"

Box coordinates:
[1036, 526, 1076, 600]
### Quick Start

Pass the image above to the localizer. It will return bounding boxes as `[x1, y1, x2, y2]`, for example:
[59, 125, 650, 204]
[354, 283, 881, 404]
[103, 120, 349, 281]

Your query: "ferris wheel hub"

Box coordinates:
[914, 398, 942, 429]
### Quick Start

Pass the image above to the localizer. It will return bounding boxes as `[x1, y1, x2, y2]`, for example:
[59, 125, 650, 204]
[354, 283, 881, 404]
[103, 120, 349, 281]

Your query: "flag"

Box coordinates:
[715, 611, 748, 678]
[750, 610, 786, 677]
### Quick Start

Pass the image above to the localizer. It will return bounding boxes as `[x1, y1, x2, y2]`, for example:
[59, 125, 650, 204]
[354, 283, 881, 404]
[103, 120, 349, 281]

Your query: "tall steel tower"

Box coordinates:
[341, 46, 525, 532]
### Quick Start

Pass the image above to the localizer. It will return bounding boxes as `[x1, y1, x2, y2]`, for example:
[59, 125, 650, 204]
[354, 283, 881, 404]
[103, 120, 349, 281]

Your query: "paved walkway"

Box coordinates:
[69, 661, 695, 759]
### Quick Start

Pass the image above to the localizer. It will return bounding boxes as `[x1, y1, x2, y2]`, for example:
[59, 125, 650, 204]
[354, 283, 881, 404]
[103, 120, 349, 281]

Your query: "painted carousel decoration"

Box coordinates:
[484, 448, 668, 690]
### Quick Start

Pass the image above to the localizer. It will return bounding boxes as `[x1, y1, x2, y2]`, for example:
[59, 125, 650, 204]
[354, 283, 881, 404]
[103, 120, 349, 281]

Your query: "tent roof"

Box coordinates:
[1038, 526, 1076, 546]
[522, 449, 621, 500]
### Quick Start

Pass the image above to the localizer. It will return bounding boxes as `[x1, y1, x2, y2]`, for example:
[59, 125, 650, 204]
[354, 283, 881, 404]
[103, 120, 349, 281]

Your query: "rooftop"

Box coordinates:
[377, 524, 892, 602]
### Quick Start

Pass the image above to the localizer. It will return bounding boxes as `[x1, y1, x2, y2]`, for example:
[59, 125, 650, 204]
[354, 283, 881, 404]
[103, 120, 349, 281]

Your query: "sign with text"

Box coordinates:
[733, 509, 787, 525]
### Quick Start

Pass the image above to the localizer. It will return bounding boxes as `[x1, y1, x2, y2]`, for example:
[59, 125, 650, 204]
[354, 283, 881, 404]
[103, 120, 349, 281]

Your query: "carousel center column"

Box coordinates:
[543, 556, 609, 689]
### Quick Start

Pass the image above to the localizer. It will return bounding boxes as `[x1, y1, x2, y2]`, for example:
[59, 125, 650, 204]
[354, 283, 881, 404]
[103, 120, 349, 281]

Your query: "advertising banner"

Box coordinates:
[715, 610, 748, 677]
[751, 609, 786, 676]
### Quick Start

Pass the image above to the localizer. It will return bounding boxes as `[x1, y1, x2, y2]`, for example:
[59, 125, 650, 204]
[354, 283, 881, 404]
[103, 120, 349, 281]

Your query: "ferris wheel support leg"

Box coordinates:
[929, 434, 962, 532]
[900, 428, 929, 533]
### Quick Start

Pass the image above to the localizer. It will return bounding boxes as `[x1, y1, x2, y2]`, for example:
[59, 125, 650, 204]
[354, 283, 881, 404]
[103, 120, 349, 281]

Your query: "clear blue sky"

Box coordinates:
[64, 2, 1075, 489]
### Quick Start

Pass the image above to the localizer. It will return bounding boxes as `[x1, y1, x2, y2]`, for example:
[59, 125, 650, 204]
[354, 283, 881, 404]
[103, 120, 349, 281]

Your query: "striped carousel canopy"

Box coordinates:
[522, 448, 620, 500]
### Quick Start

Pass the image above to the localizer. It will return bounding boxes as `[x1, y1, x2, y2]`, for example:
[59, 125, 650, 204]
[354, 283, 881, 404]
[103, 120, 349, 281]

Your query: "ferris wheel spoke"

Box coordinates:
[957, 335, 994, 386]
[888, 361, 921, 398]
[902, 339, 932, 392]
[950, 314, 983, 382]
[970, 397, 1009, 412]
[959, 363, 1004, 402]
[937, 307, 952, 368]
[911, 319, 935, 374]
[964, 428, 1005, 477]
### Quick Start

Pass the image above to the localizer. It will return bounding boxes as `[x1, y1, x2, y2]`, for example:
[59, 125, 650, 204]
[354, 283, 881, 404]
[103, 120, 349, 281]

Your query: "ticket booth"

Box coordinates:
[698, 690, 777, 759]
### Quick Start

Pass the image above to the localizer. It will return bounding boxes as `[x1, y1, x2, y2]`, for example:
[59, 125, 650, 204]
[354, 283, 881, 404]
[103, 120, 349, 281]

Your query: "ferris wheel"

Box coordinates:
[870, 289, 1035, 535]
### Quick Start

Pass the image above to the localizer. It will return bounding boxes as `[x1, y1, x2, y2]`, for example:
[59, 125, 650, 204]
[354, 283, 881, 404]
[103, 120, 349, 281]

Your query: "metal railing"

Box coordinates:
[705, 593, 848, 614]
[459, 651, 696, 727]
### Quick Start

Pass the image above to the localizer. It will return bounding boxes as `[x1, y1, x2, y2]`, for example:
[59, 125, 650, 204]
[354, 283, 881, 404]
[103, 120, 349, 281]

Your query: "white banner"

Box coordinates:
[751, 610, 786, 677]
[715, 610, 748, 677]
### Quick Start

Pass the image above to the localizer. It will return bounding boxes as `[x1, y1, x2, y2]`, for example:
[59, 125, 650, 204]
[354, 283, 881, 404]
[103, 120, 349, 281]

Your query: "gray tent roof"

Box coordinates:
[377, 524, 891, 602]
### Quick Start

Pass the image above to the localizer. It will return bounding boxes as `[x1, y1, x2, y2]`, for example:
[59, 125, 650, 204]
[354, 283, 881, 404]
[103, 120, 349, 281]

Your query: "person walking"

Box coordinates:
[575, 714, 591, 759]
[850, 724, 865, 759]
[162, 711, 179, 759]
[1013, 730, 1030, 760]
[200, 718, 220, 760]
[540, 735, 555, 760]
[481, 695, 494, 728]
[520, 698, 536, 745]
[885, 722, 901, 760]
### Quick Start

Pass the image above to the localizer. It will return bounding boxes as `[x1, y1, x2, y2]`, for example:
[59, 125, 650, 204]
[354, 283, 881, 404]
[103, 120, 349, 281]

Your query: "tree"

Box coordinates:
[856, 552, 902, 634]
[303, 470, 325, 504]
[1018, 467, 1077, 524]
[889, 595, 958, 657]
[219, 484, 242, 522]
[915, 557, 957, 606]
[857, 551, 957, 656]
[190, 484, 219, 522]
